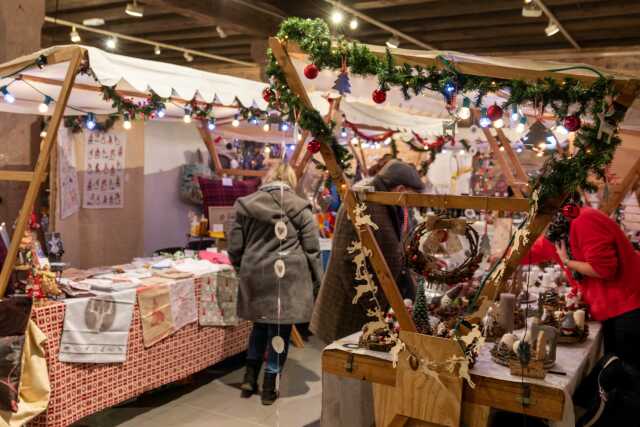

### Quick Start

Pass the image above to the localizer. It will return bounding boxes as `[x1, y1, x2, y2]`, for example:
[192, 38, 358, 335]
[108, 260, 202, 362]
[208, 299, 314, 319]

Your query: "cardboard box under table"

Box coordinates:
[27, 274, 251, 427]
[321, 322, 602, 427]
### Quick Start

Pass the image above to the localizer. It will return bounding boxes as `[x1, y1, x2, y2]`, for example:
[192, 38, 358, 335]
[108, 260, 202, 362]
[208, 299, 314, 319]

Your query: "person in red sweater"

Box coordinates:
[526, 202, 640, 368]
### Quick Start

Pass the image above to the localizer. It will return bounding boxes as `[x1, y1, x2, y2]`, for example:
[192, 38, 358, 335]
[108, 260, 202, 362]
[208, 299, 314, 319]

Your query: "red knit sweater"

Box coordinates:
[525, 207, 640, 321]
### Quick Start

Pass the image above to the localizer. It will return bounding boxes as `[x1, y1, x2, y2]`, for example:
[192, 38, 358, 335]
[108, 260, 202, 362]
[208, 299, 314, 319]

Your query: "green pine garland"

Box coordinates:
[266, 17, 630, 205]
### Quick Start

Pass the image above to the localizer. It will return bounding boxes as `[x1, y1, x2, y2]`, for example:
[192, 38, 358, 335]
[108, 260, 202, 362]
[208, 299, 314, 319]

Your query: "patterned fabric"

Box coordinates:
[58, 290, 136, 364]
[199, 271, 240, 326]
[28, 277, 251, 427]
[198, 177, 260, 213]
[0, 297, 33, 413]
[169, 279, 197, 330]
[0, 321, 50, 426]
[137, 284, 174, 348]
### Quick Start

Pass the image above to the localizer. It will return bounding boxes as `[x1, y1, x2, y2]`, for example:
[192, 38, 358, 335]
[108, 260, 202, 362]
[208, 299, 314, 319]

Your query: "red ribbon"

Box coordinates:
[344, 120, 396, 142]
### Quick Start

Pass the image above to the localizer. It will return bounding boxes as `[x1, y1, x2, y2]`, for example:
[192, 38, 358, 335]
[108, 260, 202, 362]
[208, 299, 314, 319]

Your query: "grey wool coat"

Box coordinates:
[228, 182, 323, 324]
[310, 178, 415, 344]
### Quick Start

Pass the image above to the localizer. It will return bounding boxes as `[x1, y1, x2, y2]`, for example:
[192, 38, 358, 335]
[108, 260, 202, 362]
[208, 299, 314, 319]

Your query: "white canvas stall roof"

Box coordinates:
[289, 44, 640, 133]
[0, 45, 298, 143]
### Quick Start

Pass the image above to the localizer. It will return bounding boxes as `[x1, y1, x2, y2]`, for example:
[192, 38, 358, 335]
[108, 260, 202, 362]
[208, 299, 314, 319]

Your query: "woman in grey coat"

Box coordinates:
[228, 162, 322, 405]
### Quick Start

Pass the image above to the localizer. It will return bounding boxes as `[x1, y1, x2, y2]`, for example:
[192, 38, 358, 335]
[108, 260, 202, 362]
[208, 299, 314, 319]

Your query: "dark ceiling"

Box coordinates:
[42, 0, 640, 77]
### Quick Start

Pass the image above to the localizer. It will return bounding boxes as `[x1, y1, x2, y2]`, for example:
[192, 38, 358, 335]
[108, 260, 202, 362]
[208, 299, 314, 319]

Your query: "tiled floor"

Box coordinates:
[73, 337, 324, 427]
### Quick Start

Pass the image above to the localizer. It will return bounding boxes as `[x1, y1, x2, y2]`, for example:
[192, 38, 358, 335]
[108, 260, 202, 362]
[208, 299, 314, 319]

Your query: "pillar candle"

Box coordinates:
[574, 309, 586, 330]
[498, 293, 516, 332]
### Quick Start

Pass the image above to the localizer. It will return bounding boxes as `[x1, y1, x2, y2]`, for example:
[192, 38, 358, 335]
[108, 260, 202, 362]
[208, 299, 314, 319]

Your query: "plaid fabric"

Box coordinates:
[28, 275, 251, 427]
[198, 177, 260, 212]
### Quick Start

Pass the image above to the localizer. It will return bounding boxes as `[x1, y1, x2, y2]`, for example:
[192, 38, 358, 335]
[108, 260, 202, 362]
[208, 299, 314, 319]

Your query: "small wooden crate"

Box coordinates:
[509, 359, 546, 379]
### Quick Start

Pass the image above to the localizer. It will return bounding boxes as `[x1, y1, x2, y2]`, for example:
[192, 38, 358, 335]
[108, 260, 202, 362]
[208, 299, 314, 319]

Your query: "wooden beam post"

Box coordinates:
[0, 47, 84, 297]
[197, 124, 224, 173]
[495, 128, 529, 187]
[600, 155, 640, 215]
[477, 123, 523, 198]
[269, 36, 416, 332]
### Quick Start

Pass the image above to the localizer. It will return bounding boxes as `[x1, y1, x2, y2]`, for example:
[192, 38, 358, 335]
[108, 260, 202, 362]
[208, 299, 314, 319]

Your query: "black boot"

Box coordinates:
[261, 372, 278, 405]
[240, 359, 262, 398]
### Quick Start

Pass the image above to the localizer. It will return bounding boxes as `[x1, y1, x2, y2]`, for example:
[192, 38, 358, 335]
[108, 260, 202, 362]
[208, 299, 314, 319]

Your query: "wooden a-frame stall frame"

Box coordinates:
[269, 36, 640, 426]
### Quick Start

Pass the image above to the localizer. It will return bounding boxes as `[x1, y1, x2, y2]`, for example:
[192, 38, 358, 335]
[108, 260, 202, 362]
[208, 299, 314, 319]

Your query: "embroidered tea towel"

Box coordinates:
[199, 271, 240, 326]
[59, 289, 136, 363]
[138, 283, 174, 347]
[169, 278, 197, 331]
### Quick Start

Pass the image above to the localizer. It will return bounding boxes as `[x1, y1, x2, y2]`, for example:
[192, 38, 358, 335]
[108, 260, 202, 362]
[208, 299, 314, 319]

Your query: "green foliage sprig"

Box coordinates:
[266, 17, 631, 204]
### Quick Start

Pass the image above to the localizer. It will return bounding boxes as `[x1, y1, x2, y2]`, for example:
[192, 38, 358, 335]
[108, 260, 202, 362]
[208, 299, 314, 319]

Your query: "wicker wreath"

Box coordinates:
[404, 215, 482, 285]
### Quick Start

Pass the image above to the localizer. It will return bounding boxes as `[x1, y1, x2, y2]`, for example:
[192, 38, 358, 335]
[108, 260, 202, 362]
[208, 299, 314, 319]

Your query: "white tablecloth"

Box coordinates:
[322, 322, 603, 427]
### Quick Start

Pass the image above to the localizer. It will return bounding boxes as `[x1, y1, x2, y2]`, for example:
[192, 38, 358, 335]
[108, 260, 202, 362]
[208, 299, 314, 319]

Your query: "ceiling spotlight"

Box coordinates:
[386, 35, 400, 49]
[522, 2, 543, 17]
[106, 37, 117, 50]
[545, 21, 560, 37]
[38, 96, 53, 114]
[70, 26, 81, 43]
[349, 18, 358, 30]
[331, 10, 344, 24]
[458, 97, 471, 120]
[123, 113, 132, 130]
[216, 26, 227, 39]
[183, 107, 192, 124]
[154, 45, 161, 55]
[479, 107, 492, 128]
[184, 52, 194, 62]
[125, 0, 144, 17]
[510, 105, 520, 122]
[82, 18, 105, 26]
[85, 113, 97, 130]
[0, 86, 15, 104]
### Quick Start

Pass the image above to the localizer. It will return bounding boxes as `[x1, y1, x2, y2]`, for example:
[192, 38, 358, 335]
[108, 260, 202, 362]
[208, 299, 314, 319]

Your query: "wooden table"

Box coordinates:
[322, 323, 602, 427]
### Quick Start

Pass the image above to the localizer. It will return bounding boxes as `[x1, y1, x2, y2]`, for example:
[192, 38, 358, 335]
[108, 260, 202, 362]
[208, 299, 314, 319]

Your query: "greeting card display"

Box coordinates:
[83, 131, 125, 209]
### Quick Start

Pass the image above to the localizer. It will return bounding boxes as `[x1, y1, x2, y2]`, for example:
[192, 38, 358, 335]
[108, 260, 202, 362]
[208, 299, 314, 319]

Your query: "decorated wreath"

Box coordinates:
[404, 215, 482, 285]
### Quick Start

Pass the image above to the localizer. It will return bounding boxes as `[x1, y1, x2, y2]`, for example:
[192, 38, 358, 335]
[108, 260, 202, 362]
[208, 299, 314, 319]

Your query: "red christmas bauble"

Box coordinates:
[561, 203, 581, 219]
[307, 139, 321, 154]
[372, 88, 387, 104]
[304, 64, 319, 79]
[262, 88, 273, 103]
[487, 104, 503, 121]
[563, 115, 581, 132]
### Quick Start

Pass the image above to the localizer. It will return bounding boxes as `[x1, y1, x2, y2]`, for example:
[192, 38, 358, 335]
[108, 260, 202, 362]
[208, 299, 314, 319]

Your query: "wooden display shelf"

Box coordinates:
[357, 191, 529, 212]
[322, 349, 565, 423]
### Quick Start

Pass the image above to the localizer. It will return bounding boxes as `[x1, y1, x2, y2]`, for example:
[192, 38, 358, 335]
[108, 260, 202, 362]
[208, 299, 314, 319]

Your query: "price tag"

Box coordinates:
[222, 177, 233, 187]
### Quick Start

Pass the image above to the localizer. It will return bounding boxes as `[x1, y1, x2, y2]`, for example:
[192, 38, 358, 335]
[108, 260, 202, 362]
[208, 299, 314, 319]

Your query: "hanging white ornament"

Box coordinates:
[272, 335, 286, 354]
[274, 259, 286, 278]
[275, 220, 287, 240]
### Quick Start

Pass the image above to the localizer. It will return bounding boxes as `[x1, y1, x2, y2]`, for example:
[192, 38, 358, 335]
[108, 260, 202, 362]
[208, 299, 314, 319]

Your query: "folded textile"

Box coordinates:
[198, 250, 231, 265]
[153, 269, 193, 280]
[0, 297, 32, 413]
[169, 279, 197, 330]
[175, 259, 230, 276]
[137, 282, 174, 348]
[58, 289, 136, 363]
[199, 271, 239, 326]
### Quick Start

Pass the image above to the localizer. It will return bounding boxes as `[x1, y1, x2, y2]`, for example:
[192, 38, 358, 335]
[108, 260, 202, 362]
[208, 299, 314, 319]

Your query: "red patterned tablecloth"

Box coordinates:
[28, 276, 251, 427]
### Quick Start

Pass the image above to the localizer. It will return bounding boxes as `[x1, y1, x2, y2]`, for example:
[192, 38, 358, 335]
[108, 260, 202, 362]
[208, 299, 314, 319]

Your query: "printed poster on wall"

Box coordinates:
[83, 131, 125, 209]
[57, 128, 80, 219]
